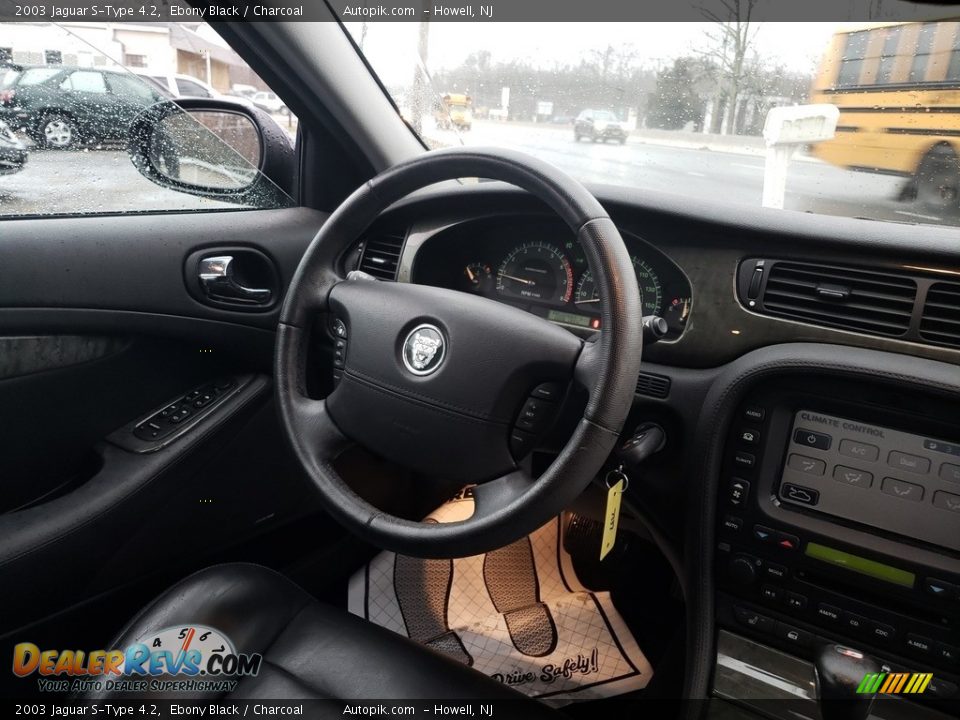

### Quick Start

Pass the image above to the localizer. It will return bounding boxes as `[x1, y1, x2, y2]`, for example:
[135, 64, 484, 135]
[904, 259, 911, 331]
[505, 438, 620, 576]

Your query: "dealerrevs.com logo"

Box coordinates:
[12, 625, 262, 694]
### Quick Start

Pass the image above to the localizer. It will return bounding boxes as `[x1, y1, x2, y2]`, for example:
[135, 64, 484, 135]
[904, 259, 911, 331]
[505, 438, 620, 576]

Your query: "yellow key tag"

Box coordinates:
[600, 469, 628, 561]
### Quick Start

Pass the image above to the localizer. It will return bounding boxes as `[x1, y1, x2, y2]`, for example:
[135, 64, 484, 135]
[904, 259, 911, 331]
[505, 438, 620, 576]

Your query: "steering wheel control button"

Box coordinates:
[728, 479, 750, 506]
[839, 439, 879, 462]
[401, 324, 445, 376]
[516, 398, 552, 432]
[509, 429, 535, 458]
[787, 453, 826, 476]
[332, 318, 348, 339]
[531, 382, 562, 401]
[881, 477, 924, 502]
[794, 428, 832, 451]
[333, 338, 347, 369]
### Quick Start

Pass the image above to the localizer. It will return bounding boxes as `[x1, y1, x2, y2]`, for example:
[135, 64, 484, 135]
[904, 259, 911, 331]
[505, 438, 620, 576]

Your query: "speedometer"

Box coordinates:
[496, 241, 573, 303]
[574, 256, 663, 316]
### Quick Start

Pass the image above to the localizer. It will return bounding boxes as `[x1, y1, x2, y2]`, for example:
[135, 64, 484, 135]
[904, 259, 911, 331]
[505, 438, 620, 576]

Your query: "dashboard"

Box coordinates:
[409, 217, 692, 339]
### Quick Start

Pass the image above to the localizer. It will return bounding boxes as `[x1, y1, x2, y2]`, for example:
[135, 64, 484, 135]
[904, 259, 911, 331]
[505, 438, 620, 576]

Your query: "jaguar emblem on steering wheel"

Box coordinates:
[402, 324, 445, 376]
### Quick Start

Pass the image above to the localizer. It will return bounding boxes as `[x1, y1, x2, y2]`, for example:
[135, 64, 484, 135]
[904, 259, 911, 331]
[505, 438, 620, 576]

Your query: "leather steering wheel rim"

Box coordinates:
[275, 147, 643, 558]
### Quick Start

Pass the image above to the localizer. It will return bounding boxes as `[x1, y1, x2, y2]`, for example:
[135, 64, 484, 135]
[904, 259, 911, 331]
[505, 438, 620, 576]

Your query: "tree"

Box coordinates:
[699, 0, 760, 134]
[646, 58, 712, 130]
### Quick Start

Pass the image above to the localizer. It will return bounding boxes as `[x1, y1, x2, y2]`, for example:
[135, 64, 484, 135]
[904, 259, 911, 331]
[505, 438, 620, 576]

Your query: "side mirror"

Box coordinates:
[128, 97, 295, 207]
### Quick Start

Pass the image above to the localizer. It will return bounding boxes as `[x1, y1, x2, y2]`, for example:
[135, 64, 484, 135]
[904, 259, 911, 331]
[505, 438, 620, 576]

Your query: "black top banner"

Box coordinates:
[0, 0, 958, 23]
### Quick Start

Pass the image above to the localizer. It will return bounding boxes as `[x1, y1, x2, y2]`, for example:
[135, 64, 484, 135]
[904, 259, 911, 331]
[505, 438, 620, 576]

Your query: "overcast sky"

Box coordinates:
[346, 22, 842, 87]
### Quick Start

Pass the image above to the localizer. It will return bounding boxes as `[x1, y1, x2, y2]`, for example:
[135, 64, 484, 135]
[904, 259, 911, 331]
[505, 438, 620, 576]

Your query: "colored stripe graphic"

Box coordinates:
[858, 672, 933, 694]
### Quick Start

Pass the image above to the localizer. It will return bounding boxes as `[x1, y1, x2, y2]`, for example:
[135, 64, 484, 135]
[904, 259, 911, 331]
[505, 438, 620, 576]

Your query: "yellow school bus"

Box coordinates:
[810, 20, 960, 209]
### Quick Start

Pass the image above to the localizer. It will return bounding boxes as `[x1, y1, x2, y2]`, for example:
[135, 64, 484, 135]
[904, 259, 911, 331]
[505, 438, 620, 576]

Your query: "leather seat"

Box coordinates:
[88, 563, 554, 711]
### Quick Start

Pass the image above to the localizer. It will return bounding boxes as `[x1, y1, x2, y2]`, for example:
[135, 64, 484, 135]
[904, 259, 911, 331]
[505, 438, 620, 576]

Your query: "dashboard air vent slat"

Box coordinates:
[636, 372, 670, 399]
[358, 234, 405, 280]
[759, 262, 916, 338]
[920, 281, 960, 348]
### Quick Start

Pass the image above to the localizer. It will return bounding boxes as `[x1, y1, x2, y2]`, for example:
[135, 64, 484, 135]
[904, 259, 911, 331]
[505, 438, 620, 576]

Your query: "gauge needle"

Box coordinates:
[575, 298, 601, 304]
[500, 273, 535, 286]
[465, 266, 475, 282]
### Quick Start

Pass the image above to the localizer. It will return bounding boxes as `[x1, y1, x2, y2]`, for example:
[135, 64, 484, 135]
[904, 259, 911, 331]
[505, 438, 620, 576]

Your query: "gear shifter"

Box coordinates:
[814, 644, 881, 720]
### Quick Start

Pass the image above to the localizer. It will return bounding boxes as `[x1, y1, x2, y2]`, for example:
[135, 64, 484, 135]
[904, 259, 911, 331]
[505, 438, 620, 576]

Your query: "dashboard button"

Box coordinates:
[867, 621, 896, 643]
[905, 634, 933, 655]
[833, 465, 873, 488]
[739, 428, 761, 445]
[531, 383, 562, 401]
[722, 515, 743, 533]
[816, 603, 841, 623]
[775, 531, 800, 551]
[936, 643, 959, 667]
[734, 605, 775, 634]
[841, 612, 868, 635]
[733, 451, 756, 470]
[744, 406, 765, 422]
[729, 479, 750, 507]
[923, 577, 959, 599]
[881, 477, 924, 502]
[887, 451, 930, 475]
[760, 584, 781, 603]
[838, 439, 879, 462]
[941, 462, 960, 484]
[926, 677, 957, 699]
[764, 563, 788, 581]
[794, 428, 832, 451]
[787, 453, 826, 476]
[752, 524, 775, 544]
[785, 592, 807, 611]
[933, 490, 960, 514]
[775, 622, 814, 649]
[781, 483, 819, 506]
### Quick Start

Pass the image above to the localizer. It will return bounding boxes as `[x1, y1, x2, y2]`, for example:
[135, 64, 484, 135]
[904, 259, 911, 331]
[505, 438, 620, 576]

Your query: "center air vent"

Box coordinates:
[752, 261, 916, 338]
[358, 233, 405, 280]
[920, 281, 960, 349]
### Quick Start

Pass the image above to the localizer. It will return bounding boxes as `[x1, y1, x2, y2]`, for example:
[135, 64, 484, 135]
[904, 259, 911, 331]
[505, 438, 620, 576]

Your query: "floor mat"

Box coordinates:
[347, 493, 653, 702]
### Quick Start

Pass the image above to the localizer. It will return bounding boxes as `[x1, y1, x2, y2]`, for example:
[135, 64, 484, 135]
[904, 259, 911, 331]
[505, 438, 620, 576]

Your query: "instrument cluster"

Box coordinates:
[411, 218, 692, 339]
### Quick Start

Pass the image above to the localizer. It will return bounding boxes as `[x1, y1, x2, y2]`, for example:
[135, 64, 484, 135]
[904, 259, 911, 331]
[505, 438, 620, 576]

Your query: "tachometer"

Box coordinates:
[574, 256, 663, 316]
[496, 241, 573, 303]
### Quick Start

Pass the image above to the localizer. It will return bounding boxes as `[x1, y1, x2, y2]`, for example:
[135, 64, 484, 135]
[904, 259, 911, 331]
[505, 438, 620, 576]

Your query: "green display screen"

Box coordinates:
[547, 309, 595, 329]
[805, 542, 915, 588]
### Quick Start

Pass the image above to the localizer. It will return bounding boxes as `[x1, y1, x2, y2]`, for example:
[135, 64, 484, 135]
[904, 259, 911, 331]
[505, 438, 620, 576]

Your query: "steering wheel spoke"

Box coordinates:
[470, 467, 538, 523]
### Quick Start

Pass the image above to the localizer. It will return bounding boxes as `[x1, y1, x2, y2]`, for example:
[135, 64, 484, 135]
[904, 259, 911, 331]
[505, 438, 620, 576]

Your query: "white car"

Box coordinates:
[135, 72, 220, 99]
[251, 91, 288, 115]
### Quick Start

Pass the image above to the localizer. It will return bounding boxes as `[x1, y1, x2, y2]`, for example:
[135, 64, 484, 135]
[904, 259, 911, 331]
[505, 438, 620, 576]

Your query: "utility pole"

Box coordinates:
[410, 18, 431, 134]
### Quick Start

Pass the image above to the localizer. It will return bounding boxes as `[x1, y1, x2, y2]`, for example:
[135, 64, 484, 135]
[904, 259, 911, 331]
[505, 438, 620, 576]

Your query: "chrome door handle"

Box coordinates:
[198, 255, 272, 304]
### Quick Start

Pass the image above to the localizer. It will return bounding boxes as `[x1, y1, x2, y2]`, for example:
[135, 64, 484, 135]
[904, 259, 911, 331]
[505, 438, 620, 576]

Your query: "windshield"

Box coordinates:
[349, 21, 960, 228]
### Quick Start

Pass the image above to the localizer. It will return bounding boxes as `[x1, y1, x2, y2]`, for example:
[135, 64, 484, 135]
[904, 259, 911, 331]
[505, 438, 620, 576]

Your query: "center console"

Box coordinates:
[714, 377, 960, 710]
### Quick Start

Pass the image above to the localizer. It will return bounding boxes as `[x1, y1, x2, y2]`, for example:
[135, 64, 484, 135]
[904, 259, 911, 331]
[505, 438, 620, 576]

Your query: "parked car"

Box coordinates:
[0, 65, 170, 149]
[574, 108, 628, 144]
[0, 119, 26, 174]
[138, 71, 219, 99]
[251, 90, 288, 115]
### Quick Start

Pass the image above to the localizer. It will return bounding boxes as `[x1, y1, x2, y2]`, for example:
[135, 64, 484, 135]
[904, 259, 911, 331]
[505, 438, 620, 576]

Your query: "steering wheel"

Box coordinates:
[275, 147, 643, 558]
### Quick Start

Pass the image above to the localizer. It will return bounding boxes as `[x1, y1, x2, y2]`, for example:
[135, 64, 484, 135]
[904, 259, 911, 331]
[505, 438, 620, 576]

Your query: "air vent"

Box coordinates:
[920, 281, 960, 348]
[358, 234, 405, 280]
[759, 262, 916, 338]
[636, 372, 670, 399]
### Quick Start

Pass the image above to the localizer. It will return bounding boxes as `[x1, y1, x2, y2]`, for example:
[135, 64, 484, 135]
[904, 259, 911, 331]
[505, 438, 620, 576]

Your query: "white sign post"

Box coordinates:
[761, 104, 839, 209]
